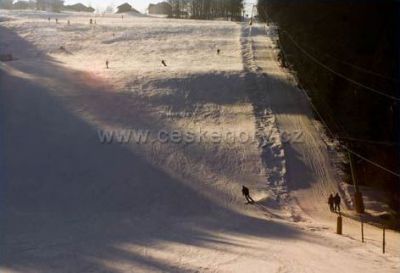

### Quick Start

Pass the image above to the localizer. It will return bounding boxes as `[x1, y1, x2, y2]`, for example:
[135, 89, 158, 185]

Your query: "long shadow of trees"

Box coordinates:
[0, 25, 308, 273]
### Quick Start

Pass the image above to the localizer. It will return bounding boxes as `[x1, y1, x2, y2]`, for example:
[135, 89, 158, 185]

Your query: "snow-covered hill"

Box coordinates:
[0, 10, 399, 273]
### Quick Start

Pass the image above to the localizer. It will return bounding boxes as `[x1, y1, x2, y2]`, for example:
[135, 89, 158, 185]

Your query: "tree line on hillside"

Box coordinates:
[258, 0, 400, 212]
[0, 0, 94, 12]
[167, 0, 243, 20]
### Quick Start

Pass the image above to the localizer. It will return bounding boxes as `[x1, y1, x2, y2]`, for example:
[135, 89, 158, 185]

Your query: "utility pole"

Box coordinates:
[383, 227, 386, 254]
[361, 216, 364, 243]
[348, 150, 364, 213]
[336, 212, 342, 235]
[248, 5, 255, 26]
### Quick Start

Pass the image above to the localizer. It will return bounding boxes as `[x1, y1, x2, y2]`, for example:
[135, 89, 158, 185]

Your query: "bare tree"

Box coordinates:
[36, 0, 64, 12]
[168, 0, 243, 20]
[0, 0, 14, 9]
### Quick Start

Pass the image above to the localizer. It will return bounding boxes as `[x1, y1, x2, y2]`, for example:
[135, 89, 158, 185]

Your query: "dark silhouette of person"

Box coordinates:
[328, 194, 334, 212]
[48, 17, 50, 22]
[106, 60, 109, 69]
[334, 193, 341, 212]
[90, 18, 93, 24]
[161, 60, 167, 67]
[217, 49, 220, 55]
[242, 185, 255, 204]
[55, 18, 58, 24]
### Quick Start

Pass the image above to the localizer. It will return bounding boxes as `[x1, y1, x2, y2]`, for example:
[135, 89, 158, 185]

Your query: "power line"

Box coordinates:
[343, 147, 400, 178]
[255, 5, 400, 176]
[270, 26, 400, 177]
[256, 5, 399, 82]
[298, 80, 399, 147]
[302, 83, 400, 177]
[317, 51, 399, 82]
[281, 32, 399, 82]
[280, 30, 400, 101]
[338, 136, 400, 146]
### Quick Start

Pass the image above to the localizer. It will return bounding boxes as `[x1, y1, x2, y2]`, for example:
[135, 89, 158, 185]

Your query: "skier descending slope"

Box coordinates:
[242, 185, 255, 204]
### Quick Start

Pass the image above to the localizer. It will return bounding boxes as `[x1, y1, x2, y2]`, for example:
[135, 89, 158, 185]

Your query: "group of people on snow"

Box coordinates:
[328, 193, 341, 213]
[241, 186, 343, 213]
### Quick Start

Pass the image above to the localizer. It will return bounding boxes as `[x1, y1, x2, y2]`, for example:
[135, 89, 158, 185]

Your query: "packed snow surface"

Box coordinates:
[0, 10, 399, 273]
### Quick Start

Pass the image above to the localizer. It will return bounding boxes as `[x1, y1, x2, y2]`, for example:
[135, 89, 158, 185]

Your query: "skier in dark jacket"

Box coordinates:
[334, 193, 341, 212]
[242, 185, 255, 204]
[328, 194, 334, 212]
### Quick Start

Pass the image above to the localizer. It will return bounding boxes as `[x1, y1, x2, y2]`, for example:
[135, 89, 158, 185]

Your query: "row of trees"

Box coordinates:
[36, 0, 64, 11]
[0, 0, 15, 9]
[167, 0, 243, 20]
[0, 0, 64, 12]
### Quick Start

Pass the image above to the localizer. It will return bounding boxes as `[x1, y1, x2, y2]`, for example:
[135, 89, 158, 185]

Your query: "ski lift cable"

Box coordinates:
[281, 30, 400, 101]
[343, 147, 400, 177]
[317, 50, 399, 82]
[295, 73, 399, 147]
[255, 5, 399, 82]
[338, 136, 400, 146]
[274, 29, 400, 177]
[302, 83, 400, 177]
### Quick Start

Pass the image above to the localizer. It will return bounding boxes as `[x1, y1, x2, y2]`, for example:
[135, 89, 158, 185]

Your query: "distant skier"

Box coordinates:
[242, 185, 255, 204]
[328, 194, 334, 212]
[161, 60, 167, 67]
[106, 60, 109, 69]
[334, 193, 341, 212]
[90, 18, 93, 24]
[217, 49, 220, 55]
[55, 18, 58, 24]
[48, 17, 50, 22]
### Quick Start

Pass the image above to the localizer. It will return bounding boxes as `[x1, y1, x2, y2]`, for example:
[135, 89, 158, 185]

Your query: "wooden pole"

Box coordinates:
[348, 151, 365, 213]
[337, 213, 342, 235]
[383, 227, 386, 254]
[361, 219, 364, 243]
[348, 151, 358, 192]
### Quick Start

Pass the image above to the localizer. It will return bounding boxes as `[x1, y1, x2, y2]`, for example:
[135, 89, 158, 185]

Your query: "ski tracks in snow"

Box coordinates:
[239, 24, 294, 219]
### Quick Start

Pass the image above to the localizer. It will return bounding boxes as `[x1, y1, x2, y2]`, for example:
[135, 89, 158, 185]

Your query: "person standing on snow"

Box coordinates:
[328, 194, 334, 212]
[242, 185, 255, 204]
[334, 193, 341, 212]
